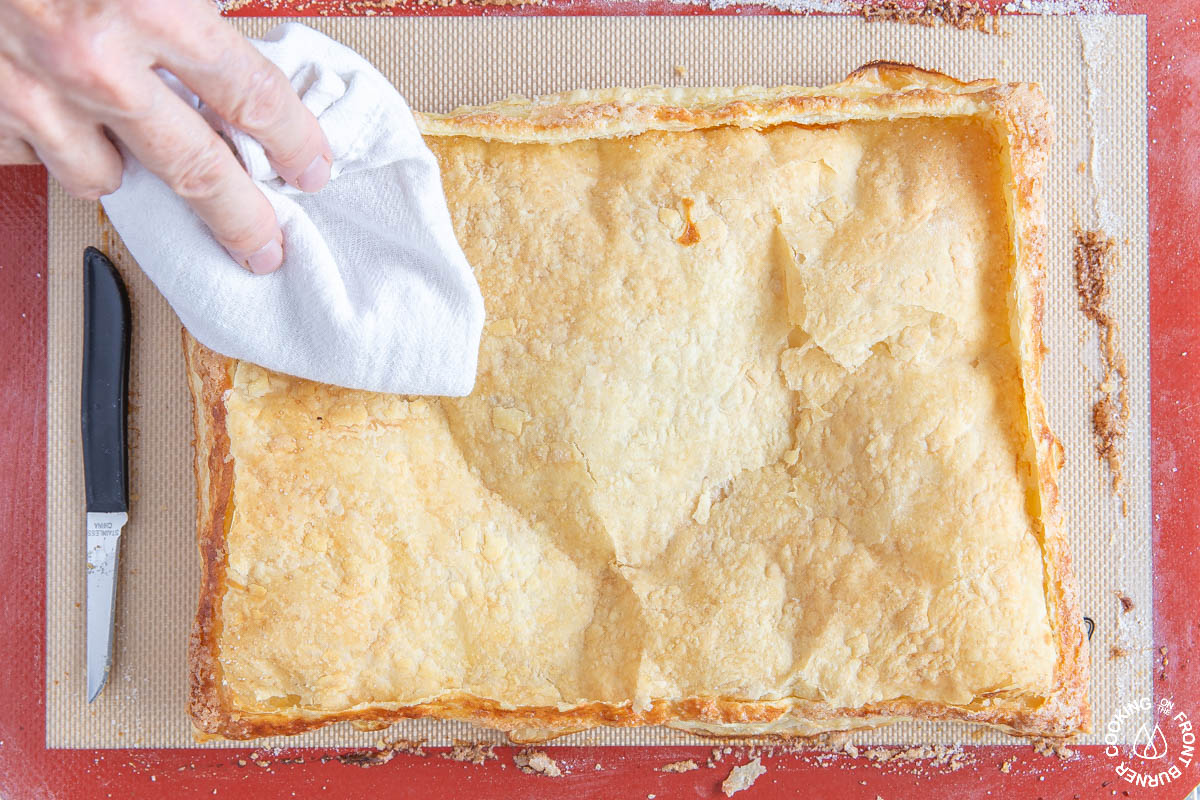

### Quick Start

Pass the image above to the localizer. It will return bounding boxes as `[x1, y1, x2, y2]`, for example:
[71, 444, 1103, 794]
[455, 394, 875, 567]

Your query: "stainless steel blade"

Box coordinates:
[86, 510, 127, 702]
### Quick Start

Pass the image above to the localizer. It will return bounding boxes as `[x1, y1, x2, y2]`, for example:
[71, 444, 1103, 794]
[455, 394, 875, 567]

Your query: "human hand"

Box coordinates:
[0, 0, 332, 274]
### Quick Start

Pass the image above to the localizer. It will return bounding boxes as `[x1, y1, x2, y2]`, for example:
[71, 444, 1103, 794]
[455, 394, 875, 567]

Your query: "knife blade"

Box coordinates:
[82, 246, 131, 703]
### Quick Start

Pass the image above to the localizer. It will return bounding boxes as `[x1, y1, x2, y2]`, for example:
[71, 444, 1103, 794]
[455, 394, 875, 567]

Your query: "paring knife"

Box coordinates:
[82, 246, 131, 703]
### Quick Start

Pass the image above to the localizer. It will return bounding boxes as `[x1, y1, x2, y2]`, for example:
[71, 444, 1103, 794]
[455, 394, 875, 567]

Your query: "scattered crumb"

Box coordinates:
[440, 741, 497, 765]
[380, 738, 426, 757]
[1000, 756, 1017, 773]
[861, 0, 996, 32]
[1114, 591, 1134, 612]
[515, 750, 563, 777]
[823, 730, 851, 750]
[674, 65, 689, 78]
[1032, 738, 1075, 760]
[659, 759, 700, 773]
[860, 744, 973, 771]
[721, 758, 767, 796]
[1110, 645, 1129, 660]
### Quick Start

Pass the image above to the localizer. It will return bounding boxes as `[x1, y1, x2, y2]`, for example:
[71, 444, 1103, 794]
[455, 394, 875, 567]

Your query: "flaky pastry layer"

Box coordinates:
[185, 63, 1088, 743]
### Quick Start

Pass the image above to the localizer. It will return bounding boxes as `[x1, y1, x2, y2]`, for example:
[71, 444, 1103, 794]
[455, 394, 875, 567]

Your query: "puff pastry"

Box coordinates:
[185, 63, 1089, 742]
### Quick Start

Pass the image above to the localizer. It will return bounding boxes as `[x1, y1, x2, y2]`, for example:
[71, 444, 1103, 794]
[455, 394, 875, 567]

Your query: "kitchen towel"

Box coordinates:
[100, 22, 484, 396]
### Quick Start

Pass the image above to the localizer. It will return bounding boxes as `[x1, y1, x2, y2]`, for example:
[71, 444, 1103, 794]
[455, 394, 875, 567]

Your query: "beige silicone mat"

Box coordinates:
[46, 14, 1150, 749]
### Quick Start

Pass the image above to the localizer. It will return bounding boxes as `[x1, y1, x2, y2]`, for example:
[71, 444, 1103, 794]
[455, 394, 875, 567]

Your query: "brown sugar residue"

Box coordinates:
[98, 203, 114, 254]
[1074, 228, 1129, 503]
[221, 0, 541, 13]
[677, 198, 701, 246]
[336, 738, 425, 767]
[861, 0, 997, 33]
[1114, 590, 1134, 613]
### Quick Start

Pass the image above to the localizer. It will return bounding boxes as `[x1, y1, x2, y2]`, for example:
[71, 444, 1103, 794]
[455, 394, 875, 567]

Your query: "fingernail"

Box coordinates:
[295, 151, 331, 193]
[238, 233, 283, 275]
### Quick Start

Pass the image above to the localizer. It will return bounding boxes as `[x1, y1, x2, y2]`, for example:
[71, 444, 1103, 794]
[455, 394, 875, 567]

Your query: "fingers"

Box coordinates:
[0, 57, 118, 179]
[0, 135, 38, 165]
[105, 75, 283, 274]
[30, 122, 124, 198]
[152, 10, 331, 193]
[0, 79, 123, 196]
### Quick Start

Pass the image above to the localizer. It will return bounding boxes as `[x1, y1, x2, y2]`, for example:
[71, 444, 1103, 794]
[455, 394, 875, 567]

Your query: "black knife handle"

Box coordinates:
[82, 247, 131, 513]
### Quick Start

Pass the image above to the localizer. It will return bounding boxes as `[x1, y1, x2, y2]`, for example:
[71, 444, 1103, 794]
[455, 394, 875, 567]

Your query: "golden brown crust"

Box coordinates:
[185, 62, 1088, 742]
[183, 331, 237, 739]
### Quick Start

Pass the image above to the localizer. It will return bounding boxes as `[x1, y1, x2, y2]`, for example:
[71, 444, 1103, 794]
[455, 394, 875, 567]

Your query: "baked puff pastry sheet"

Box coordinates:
[185, 63, 1089, 742]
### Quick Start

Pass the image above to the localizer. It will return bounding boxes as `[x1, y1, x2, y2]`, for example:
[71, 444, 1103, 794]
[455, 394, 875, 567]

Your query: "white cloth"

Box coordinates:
[101, 23, 484, 396]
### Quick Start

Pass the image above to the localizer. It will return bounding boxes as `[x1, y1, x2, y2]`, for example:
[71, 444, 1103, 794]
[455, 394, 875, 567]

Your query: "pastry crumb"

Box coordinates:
[515, 750, 563, 777]
[722, 758, 766, 796]
[659, 759, 699, 773]
[674, 65, 689, 78]
[861, 744, 972, 771]
[1109, 645, 1128, 660]
[1031, 738, 1075, 760]
[823, 731, 851, 751]
[1000, 756, 1016, 773]
[441, 741, 497, 765]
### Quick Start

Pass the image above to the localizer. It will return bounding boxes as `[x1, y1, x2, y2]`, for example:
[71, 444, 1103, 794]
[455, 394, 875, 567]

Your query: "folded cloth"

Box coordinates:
[100, 23, 484, 396]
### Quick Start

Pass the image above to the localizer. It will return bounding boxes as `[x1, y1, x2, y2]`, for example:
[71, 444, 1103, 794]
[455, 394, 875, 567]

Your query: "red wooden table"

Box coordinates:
[2, 1, 1197, 797]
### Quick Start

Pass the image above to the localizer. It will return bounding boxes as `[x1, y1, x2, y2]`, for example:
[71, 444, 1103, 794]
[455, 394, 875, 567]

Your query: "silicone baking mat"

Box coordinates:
[44, 14, 1148, 748]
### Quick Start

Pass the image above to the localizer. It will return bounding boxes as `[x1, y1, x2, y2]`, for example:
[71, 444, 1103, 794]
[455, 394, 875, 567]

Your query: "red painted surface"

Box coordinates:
[1, 1, 1197, 797]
